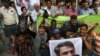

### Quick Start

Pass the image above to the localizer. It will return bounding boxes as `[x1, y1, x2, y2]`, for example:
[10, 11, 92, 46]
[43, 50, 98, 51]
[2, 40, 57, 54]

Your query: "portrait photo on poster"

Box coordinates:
[49, 38, 82, 56]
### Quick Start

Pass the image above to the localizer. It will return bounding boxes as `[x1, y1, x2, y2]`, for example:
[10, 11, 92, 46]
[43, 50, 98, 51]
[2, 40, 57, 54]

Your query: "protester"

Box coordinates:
[34, 26, 48, 56]
[65, 29, 73, 39]
[0, 1, 18, 54]
[31, 3, 43, 22]
[80, 1, 94, 15]
[51, 1, 63, 17]
[50, 28, 64, 40]
[64, 1, 78, 16]
[43, 0, 52, 16]
[31, 3, 44, 32]
[17, 6, 35, 56]
[73, 23, 99, 56]
[92, 0, 100, 14]
[47, 20, 58, 36]
[62, 15, 83, 33]
[18, 6, 33, 35]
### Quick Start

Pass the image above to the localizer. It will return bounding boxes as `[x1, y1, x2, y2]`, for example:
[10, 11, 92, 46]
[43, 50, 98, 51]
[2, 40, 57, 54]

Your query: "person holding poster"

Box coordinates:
[73, 23, 99, 56]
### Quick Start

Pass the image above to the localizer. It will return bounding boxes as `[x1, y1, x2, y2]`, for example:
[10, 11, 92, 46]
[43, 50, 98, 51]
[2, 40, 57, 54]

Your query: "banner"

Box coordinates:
[37, 15, 100, 33]
[49, 38, 82, 56]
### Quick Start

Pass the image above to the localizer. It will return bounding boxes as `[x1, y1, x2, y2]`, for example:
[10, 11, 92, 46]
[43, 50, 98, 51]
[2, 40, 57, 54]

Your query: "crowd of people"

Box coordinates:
[0, 0, 100, 56]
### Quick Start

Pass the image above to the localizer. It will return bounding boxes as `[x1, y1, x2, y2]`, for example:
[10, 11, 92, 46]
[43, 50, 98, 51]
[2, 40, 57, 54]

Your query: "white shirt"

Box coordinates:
[92, 7, 100, 14]
[44, 7, 52, 16]
[0, 6, 18, 25]
[31, 9, 43, 22]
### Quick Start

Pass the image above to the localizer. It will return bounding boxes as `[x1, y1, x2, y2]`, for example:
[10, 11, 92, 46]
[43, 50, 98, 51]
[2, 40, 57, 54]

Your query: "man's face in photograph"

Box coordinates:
[59, 46, 75, 56]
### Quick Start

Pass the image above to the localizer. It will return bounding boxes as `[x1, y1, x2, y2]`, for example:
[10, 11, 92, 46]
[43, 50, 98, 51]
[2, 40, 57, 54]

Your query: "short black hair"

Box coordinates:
[80, 24, 88, 30]
[56, 0, 62, 5]
[81, 0, 89, 5]
[54, 41, 75, 55]
[46, 0, 52, 4]
[71, 1, 76, 5]
[51, 20, 56, 23]
[3, 0, 10, 5]
[66, 29, 73, 33]
[21, 6, 27, 11]
[9, 1, 14, 5]
[39, 25, 46, 30]
[70, 15, 77, 20]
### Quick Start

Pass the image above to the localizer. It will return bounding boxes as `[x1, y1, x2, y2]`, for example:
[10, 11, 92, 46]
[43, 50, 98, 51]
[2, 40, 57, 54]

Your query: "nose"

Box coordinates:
[67, 52, 73, 56]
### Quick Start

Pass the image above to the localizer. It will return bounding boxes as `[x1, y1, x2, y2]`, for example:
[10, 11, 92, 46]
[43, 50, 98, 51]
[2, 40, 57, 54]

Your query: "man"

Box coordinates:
[33, 26, 48, 56]
[0, 1, 18, 53]
[64, 1, 78, 16]
[80, 1, 94, 15]
[73, 23, 99, 56]
[51, 1, 63, 17]
[31, 3, 43, 22]
[44, 0, 52, 16]
[54, 41, 79, 56]
[62, 15, 83, 33]
[92, 1, 100, 14]
[31, 3, 43, 32]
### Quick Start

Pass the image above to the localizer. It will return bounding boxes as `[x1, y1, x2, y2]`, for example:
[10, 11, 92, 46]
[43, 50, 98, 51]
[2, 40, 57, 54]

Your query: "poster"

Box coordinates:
[49, 38, 82, 56]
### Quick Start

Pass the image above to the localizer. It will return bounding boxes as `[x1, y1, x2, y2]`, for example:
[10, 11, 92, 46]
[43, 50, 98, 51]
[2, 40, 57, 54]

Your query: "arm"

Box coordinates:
[88, 23, 99, 35]
[13, 8, 19, 25]
[82, 36, 93, 51]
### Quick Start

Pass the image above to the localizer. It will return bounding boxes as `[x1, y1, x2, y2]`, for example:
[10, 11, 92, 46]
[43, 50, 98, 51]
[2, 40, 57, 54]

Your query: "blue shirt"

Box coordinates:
[80, 8, 94, 15]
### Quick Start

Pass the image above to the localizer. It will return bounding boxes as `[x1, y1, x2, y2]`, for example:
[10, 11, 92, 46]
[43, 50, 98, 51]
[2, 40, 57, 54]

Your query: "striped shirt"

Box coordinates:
[94, 35, 100, 55]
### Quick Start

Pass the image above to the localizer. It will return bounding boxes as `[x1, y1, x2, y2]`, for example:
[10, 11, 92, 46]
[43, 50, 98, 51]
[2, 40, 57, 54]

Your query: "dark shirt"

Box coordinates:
[63, 21, 83, 33]
[18, 14, 33, 34]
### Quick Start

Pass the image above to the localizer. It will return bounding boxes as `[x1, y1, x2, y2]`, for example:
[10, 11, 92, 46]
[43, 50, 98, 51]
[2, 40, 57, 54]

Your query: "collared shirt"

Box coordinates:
[80, 8, 94, 15]
[51, 6, 63, 16]
[0, 6, 18, 25]
[64, 8, 78, 16]
[31, 9, 43, 22]
[92, 7, 100, 14]
[44, 7, 52, 16]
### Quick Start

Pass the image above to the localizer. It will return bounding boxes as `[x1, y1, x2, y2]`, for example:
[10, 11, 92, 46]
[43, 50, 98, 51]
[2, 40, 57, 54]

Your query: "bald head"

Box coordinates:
[34, 3, 40, 11]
